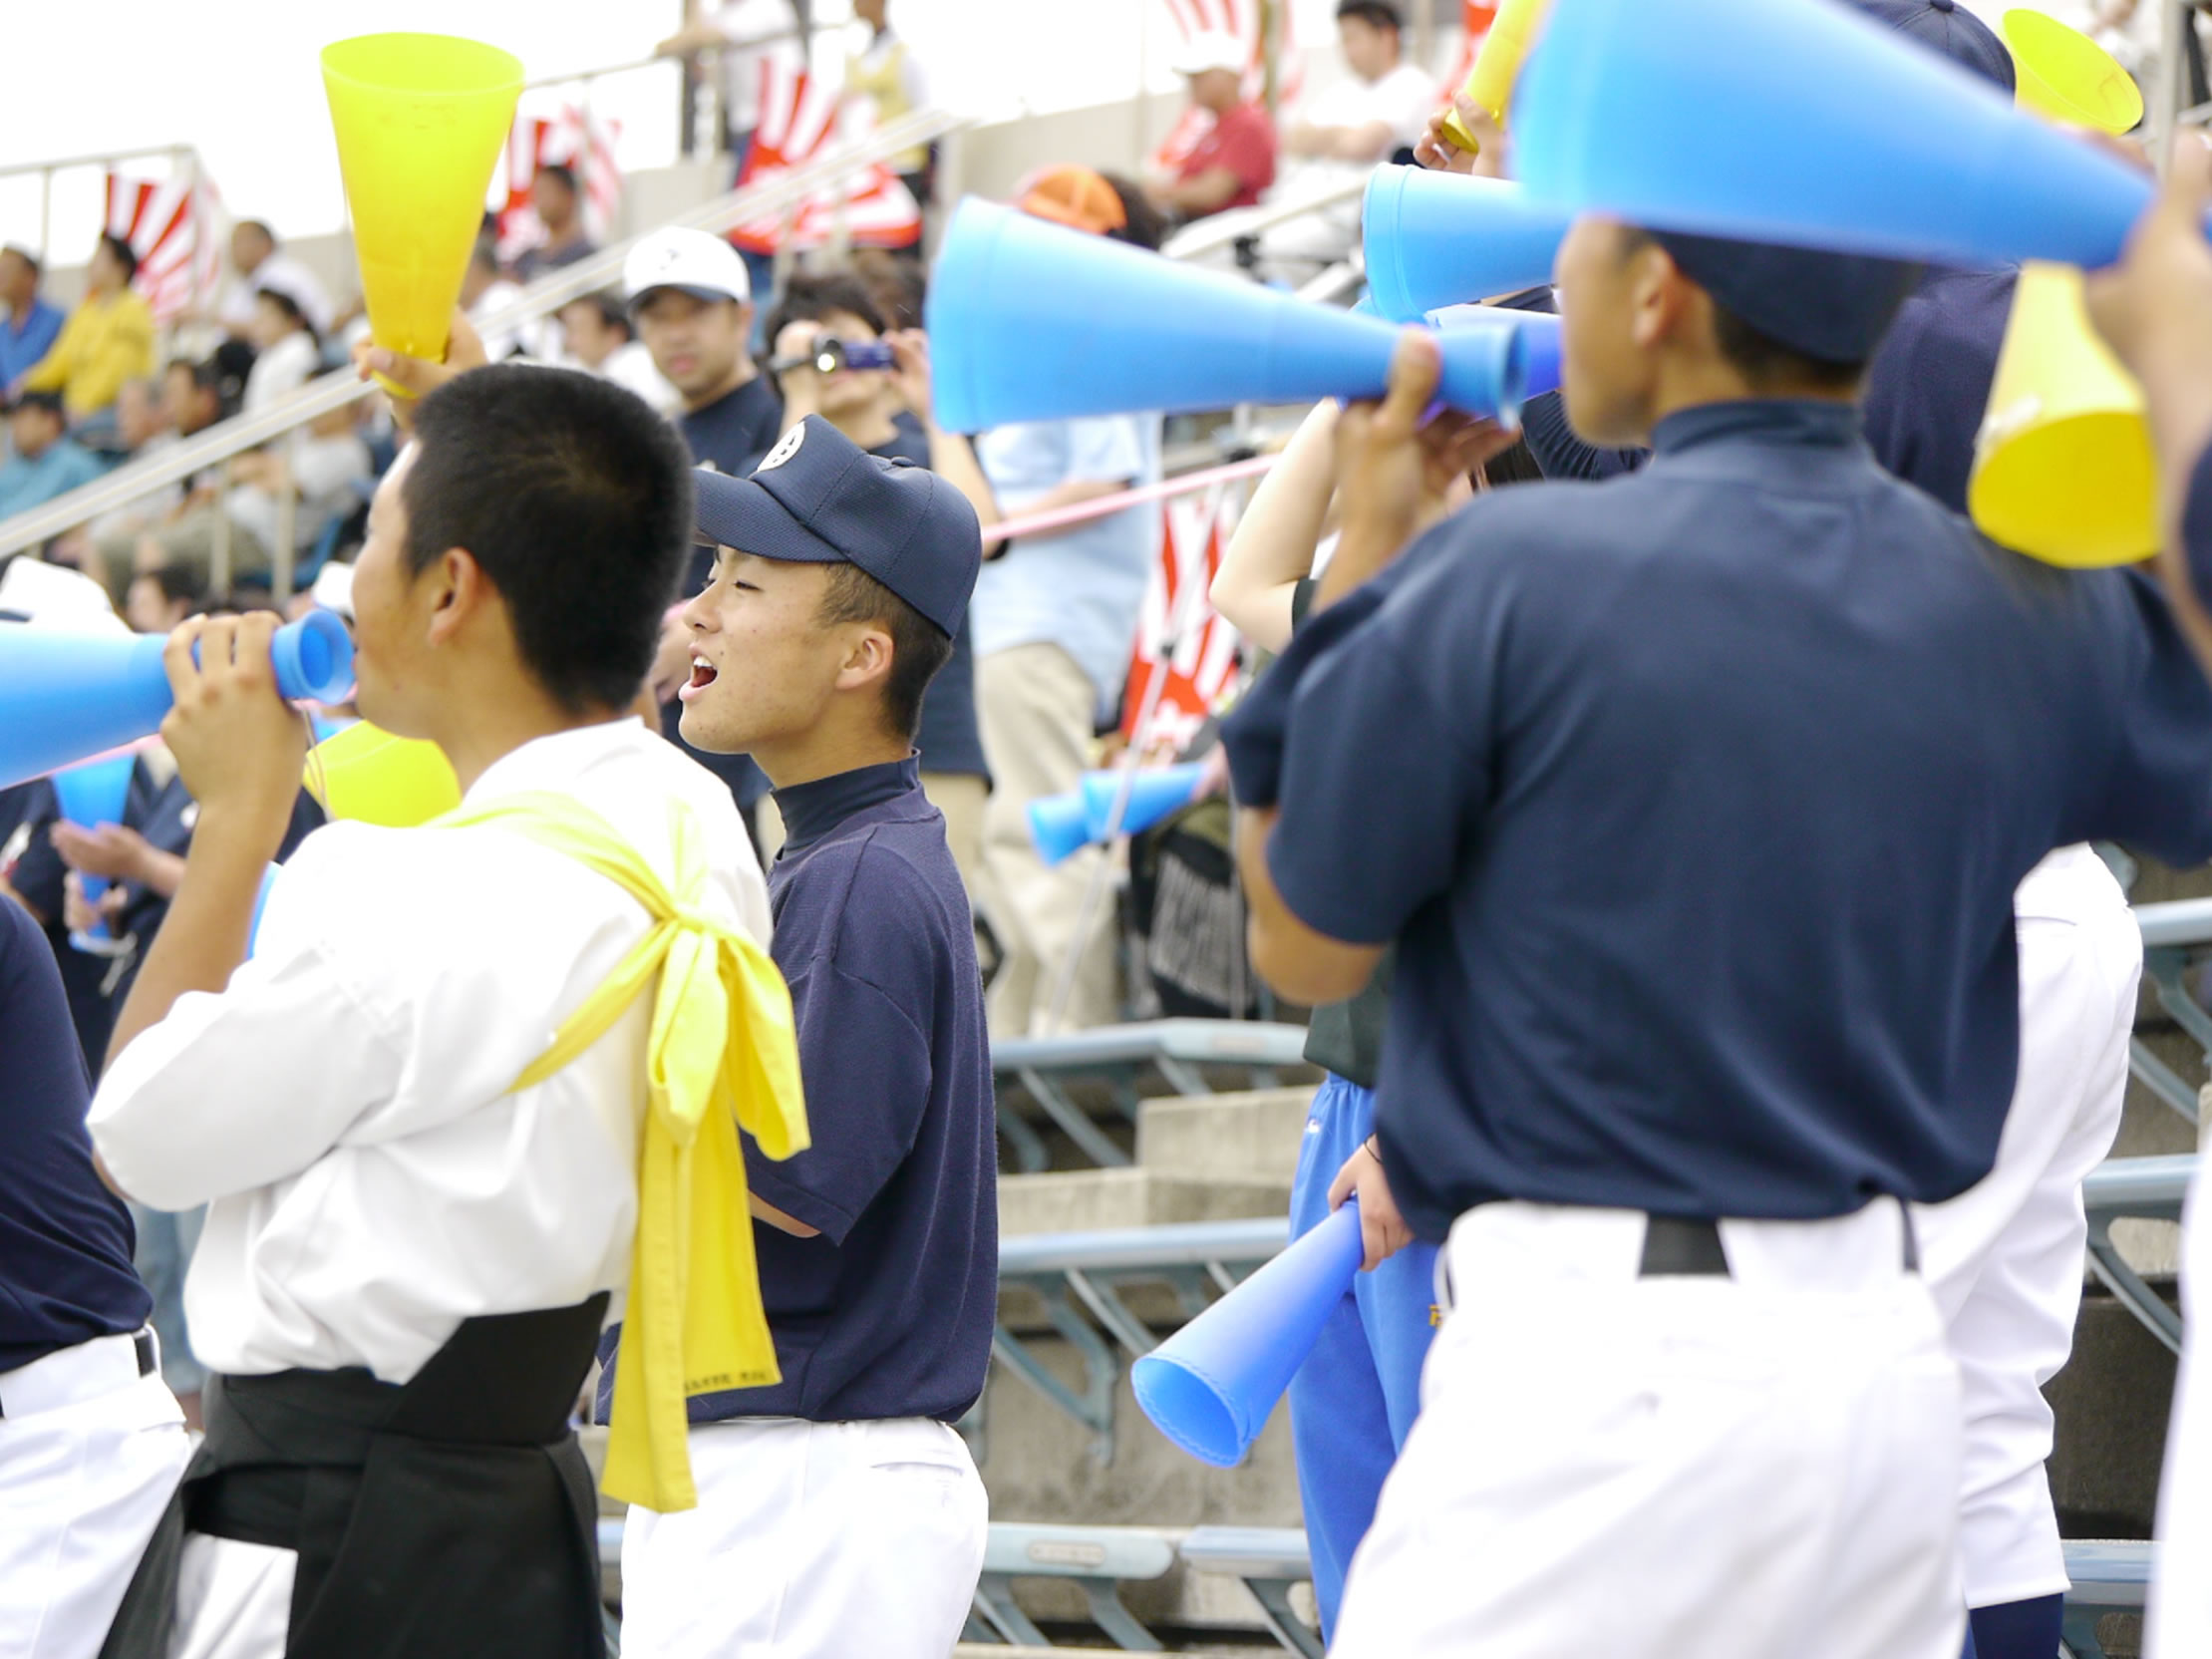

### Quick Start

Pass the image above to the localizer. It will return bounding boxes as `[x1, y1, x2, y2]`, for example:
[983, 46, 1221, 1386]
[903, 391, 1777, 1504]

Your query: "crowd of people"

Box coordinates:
[4, 0, 2212, 1656]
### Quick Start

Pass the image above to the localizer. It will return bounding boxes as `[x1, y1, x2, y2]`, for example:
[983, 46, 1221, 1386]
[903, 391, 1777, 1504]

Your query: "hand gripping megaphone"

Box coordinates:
[322, 33, 523, 383]
[0, 612, 355, 791]
[928, 200, 1532, 432]
[1439, 0, 1556, 152]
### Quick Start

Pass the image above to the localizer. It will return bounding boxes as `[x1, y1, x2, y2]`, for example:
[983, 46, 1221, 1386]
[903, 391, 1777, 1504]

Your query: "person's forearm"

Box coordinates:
[1312, 512, 1410, 613]
[1162, 168, 1241, 215]
[107, 806, 282, 1067]
[1327, 123, 1396, 164]
[924, 426, 1002, 530]
[132, 843, 187, 900]
[1212, 402, 1339, 651]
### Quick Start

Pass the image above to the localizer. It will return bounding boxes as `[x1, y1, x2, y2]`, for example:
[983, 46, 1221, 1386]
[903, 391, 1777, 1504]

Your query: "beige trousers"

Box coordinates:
[973, 642, 1121, 1039]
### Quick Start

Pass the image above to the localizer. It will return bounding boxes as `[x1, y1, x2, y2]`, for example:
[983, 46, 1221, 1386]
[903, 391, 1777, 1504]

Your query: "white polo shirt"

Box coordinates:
[90, 719, 771, 1386]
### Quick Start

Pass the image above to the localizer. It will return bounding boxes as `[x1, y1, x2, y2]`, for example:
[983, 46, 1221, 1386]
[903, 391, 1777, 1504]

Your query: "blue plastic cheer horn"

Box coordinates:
[1133, 1201, 1366, 1467]
[51, 753, 137, 953]
[929, 199, 1532, 430]
[1027, 790, 1095, 867]
[1431, 306, 1564, 403]
[1363, 168, 1572, 322]
[0, 612, 354, 791]
[1512, 0, 2155, 271]
[1079, 762, 1208, 842]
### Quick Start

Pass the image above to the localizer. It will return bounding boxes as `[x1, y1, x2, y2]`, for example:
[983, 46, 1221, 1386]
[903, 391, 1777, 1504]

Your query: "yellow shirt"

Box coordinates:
[844, 33, 927, 172]
[22, 289, 157, 418]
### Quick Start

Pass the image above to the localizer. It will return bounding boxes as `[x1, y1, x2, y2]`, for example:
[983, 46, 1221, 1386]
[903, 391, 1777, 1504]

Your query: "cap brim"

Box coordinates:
[694, 470, 847, 565]
[629, 282, 746, 312]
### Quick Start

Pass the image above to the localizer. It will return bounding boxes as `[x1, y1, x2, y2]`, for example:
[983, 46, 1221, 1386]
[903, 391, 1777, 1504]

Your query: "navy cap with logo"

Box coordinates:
[1846, 0, 2017, 94]
[692, 415, 982, 637]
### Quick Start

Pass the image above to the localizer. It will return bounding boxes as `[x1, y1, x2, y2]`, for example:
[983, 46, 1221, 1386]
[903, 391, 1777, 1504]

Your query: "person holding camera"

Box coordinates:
[762, 272, 998, 886]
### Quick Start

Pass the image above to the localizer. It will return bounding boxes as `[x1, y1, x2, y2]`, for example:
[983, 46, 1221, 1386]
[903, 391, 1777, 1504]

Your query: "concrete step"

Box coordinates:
[1135, 1087, 1316, 1184]
[999, 1167, 1294, 1235]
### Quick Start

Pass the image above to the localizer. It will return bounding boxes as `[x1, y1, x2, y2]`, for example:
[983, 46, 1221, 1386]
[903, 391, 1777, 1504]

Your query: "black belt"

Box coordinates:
[1638, 1201, 1921, 1279]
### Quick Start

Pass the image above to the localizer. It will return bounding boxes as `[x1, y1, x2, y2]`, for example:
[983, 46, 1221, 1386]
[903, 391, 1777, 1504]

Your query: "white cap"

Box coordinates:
[309, 560, 355, 622]
[623, 227, 752, 309]
[0, 555, 128, 636]
[1171, 30, 1247, 77]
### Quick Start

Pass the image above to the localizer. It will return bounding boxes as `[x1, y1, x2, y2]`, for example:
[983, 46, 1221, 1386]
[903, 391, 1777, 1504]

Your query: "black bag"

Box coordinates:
[1126, 797, 1259, 1020]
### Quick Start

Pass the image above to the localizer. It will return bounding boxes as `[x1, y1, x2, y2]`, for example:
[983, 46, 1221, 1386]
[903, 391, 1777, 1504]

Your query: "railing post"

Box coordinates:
[272, 431, 299, 605]
[210, 456, 235, 597]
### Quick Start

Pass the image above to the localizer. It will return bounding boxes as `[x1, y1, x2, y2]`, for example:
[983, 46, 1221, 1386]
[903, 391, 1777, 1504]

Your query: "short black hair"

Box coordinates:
[404, 365, 697, 713]
[1099, 173, 1168, 252]
[814, 562, 954, 743]
[1618, 227, 1866, 392]
[535, 163, 579, 194]
[10, 389, 63, 419]
[763, 271, 891, 352]
[1336, 0, 1404, 29]
[256, 284, 317, 343]
[1, 244, 41, 279]
[98, 232, 139, 284]
[131, 565, 206, 610]
[565, 290, 632, 338]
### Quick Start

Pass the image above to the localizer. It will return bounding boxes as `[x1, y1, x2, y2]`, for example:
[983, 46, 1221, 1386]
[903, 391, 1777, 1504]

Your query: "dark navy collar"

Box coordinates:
[1651, 399, 1863, 458]
[773, 755, 923, 855]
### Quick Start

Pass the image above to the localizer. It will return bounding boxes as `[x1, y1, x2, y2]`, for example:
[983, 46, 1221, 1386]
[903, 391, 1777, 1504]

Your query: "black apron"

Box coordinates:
[101, 1294, 609, 1659]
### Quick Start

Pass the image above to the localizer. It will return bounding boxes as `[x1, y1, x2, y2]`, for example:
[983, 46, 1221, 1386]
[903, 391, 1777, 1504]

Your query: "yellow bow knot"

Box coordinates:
[435, 789, 808, 1512]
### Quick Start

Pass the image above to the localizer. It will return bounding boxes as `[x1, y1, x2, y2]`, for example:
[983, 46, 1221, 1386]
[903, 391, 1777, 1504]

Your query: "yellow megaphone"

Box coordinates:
[322, 33, 522, 384]
[305, 719, 463, 828]
[1440, 0, 1555, 153]
[2001, 8, 2143, 136]
[1969, 260, 2157, 567]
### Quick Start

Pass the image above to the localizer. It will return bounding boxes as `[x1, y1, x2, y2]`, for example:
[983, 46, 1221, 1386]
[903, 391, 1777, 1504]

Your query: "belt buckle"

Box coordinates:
[135, 1329, 158, 1378]
[1638, 1215, 1732, 1278]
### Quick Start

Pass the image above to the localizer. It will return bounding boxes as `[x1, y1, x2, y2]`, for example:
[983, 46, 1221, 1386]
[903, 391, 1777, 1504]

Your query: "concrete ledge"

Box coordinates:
[1136, 1087, 1317, 1184]
[999, 1167, 1294, 1235]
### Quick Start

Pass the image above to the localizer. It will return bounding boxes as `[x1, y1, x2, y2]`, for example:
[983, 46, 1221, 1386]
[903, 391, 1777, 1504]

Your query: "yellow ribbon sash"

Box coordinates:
[435, 790, 808, 1512]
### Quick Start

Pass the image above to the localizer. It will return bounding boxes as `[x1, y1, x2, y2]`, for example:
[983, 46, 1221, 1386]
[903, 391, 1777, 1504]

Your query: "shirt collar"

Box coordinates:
[1650, 399, 1863, 458]
[773, 755, 921, 855]
[463, 718, 659, 807]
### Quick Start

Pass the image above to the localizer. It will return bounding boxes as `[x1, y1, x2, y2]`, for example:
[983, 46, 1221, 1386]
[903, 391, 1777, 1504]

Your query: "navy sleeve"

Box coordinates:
[11, 788, 64, 926]
[747, 852, 936, 1244]
[2185, 437, 2212, 624]
[1266, 546, 1500, 945]
[2087, 565, 2212, 865]
[1518, 391, 1648, 483]
[1223, 513, 1468, 810]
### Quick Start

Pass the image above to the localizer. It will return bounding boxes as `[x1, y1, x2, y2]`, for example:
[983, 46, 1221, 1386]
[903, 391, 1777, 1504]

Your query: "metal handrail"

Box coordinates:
[0, 143, 196, 185]
[0, 106, 963, 564]
[1163, 175, 1369, 262]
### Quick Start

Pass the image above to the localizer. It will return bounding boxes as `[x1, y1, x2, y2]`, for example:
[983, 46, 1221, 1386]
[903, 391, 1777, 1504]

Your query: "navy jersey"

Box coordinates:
[1226, 399, 2212, 1236]
[691, 758, 996, 1422]
[0, 894, 151, 1369]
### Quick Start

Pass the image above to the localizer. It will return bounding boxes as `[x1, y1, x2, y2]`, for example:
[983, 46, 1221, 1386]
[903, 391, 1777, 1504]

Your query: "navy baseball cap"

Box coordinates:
[1847, 0, 2017, 94]
[692, 416, 982, 637]
[1649, 230, 1922, 364]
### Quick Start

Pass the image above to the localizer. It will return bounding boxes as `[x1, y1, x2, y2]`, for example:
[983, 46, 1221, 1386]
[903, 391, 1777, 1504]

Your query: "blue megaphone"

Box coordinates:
[51, 753, 138, 954]
[1079, 762, 1208, 841]
[0, 612, 355, 791]
[1133, 1201, 1365, 1467]
[1363, 168, 1572, 322]
[929, 199, 1531, 430]
[1512, 0, 2153, 270]
[1027, 790, 1094, 867]
[1431, 306, 1564, 403]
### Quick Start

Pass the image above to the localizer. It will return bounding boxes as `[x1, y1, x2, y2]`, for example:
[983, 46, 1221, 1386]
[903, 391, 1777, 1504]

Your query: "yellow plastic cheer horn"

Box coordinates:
[305, 719, 462, 828]
[2002, 9, 2143, 136]
[1969, 260, 2157, 567]
[1440, 0, 1554, 154]
[322, 33, 522, 391]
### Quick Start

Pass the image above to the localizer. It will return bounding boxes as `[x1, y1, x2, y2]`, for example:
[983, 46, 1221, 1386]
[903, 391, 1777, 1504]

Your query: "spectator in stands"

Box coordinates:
[659, 0, 803, 172]
[75, 356, 242, 600]
[217, 219, 334, 339]
[462, 238, 527, 362]
[845, 0, 935, 206]
[626, 226, 787, 836]
[131, 399, 372, 594]
[556, 291, 680, 413]
[970, 168, 1165, 1037]
[124, 566, 201, 636]
[0, 244, 65, 397]
[513, 164, 598, 281]
[851, 247, 925, 331]
[55, 377, 177, 570]
[763, 271, 998, 883]
[1144, 33, 1277, 223]
[0, 391, 107, 521]
[1258, 0, 1443, 276]
[242, 288, 322, 412]
[617, 417, 992, 1659]
[17, 234, 156, 424]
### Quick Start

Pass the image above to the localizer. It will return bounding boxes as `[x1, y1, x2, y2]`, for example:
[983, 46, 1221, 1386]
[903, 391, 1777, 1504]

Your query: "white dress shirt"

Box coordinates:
[90, 720, 772, 1386]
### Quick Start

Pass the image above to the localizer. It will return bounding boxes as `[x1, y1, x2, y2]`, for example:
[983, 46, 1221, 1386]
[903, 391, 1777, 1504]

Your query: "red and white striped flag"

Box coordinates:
[104, 170, 220, 325]
[1443, 0, 1501, 103]
[1122, 485, 1244, 759]
[731, 55, 922, 255]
